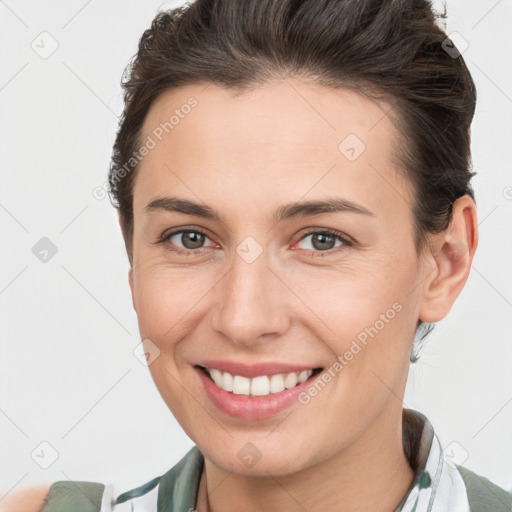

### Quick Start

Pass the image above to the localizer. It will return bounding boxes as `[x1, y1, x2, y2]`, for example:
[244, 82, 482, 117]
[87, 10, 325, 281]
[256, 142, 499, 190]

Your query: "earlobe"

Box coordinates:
[418, 195, 479, 323]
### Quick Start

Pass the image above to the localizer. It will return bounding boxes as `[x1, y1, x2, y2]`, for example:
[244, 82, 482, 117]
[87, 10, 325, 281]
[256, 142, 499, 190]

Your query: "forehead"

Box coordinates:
[134, 78, 412, 222]
[141, 78, 396, 156]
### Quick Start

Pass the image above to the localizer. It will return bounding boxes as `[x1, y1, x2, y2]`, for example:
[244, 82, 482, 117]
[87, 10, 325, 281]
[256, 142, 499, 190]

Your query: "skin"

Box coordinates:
[2, 78, 478, 512]
[0, 485, 50, 512]
[122, 78, 478, 512]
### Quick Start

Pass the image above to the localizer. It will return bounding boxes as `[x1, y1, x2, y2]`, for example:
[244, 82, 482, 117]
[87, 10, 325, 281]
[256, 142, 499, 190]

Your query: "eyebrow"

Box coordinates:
[144, 196, 375, 222]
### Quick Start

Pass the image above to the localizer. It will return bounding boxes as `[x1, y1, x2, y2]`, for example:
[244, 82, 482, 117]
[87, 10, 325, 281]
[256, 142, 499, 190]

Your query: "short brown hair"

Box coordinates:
[109, 0, 477, 360]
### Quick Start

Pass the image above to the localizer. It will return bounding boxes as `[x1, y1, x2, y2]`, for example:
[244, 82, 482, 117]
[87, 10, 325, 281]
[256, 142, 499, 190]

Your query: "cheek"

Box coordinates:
[300, 258, 416, 386]
[320, 295, 409, 390]
[297, 263, 409, 339]
[131, 264, 218, 426]
[132, 263, 216, 346]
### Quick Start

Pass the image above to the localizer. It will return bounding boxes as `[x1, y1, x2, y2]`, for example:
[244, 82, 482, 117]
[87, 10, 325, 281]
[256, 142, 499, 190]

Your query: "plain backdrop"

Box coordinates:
[1, 0, 511, 498]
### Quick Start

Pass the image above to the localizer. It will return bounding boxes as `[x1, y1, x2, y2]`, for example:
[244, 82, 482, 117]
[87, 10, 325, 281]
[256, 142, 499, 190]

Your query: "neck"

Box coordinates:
[196, 405, 415, 512]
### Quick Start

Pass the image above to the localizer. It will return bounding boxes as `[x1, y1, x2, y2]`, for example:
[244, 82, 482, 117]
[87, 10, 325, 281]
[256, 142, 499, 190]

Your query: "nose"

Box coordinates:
[210, 247, 291, 347]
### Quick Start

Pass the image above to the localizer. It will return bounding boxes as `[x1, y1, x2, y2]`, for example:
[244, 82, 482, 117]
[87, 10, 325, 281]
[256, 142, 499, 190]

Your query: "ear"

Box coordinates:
[418, 194, 479, 323]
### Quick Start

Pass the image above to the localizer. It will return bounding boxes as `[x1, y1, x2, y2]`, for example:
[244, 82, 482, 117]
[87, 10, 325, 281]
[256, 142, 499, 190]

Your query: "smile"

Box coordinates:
[201, 366, 322, 396]
[194, 363, 324, 421]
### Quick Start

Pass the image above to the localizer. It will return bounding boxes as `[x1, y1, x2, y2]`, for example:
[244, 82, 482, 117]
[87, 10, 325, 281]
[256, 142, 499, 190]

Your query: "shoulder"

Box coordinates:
[114, 447, 203, 511]
[1, 481, 106, 512]
[0, 447, 201, 512]
[457, 465, 512, 512]
[0, 484, 51, 512]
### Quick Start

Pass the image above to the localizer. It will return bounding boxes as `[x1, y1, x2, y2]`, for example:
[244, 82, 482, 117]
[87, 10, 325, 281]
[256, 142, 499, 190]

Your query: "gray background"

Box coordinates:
[1, 0, 511, 497]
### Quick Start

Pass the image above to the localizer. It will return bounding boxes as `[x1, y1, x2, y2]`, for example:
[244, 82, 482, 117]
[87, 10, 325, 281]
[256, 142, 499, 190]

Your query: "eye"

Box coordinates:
[156, 227, 352, 257]
[295, 229, 351, 255]
[158, 228, 216, 255]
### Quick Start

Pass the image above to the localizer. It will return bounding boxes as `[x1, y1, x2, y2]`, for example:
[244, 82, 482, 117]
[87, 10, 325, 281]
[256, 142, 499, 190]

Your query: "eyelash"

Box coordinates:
[156, 228, 352, 257]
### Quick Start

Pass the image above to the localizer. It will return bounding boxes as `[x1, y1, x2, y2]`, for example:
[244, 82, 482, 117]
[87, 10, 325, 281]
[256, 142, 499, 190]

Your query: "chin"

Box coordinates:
[198, 434, 315, 477]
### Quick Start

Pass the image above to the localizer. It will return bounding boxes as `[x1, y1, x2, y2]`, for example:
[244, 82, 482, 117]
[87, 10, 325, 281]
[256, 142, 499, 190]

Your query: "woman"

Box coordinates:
[10, 0, 511, 510]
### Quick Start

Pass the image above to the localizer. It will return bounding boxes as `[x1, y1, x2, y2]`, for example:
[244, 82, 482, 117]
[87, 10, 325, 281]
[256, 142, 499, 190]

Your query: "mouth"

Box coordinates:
[196, 365, 323, 397]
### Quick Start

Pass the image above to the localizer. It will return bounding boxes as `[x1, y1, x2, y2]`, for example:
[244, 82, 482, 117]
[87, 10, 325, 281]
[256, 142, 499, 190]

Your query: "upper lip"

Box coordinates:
[196, 360, 323, 378]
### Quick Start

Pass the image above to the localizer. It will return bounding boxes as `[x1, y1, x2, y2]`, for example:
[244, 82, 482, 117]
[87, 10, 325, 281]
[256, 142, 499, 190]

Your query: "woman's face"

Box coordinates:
[128, 79, 432, 475]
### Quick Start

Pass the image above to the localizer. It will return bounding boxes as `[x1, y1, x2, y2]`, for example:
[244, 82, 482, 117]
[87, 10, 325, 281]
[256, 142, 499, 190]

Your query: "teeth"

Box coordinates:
[205, 368, 314, 396]
[269, 374, 285, 393]
[297, 370, 309, 383]
[222, 372, 233, 392]
[284, 372, 298, 389]
[209, 368, 223, 386]
[233, 375, 251, 395]
[250, 375, 270, 396]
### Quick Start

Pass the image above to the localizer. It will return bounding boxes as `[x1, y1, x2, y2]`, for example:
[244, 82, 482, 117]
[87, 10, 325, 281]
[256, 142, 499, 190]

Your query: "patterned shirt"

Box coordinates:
[42, 408, 512, 512]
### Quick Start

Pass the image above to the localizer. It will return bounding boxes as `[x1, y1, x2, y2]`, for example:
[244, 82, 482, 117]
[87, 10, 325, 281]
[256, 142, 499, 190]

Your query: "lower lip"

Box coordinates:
[195, 366, 320, 421]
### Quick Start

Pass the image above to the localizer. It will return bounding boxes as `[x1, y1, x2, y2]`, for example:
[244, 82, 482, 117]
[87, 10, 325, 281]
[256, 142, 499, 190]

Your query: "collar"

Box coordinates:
[148, 408, 469, 512]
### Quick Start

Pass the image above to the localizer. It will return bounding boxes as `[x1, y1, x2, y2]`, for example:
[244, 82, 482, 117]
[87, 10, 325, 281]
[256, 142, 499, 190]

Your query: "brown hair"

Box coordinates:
[109, 0, 477, 361]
